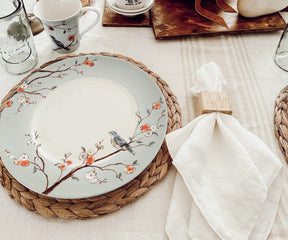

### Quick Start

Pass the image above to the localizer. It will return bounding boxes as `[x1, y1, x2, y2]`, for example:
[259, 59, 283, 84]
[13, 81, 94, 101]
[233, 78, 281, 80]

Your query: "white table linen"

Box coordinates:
[0, 1, 288, 239]
[165, 62, 282, 240]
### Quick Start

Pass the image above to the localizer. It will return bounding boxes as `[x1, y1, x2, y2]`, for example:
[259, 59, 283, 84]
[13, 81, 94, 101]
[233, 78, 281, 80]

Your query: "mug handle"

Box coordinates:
[79, 7, 100, 39]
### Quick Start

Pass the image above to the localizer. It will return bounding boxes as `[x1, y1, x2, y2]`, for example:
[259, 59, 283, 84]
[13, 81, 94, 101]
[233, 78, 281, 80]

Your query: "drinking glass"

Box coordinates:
[275, 24, 288, 72]
[0, 0, 38, 74]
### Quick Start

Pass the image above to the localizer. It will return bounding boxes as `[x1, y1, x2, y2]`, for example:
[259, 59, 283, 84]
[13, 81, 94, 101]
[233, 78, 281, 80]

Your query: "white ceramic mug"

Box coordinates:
[115, 0, 147, 10]
[34, 0, 100, 53]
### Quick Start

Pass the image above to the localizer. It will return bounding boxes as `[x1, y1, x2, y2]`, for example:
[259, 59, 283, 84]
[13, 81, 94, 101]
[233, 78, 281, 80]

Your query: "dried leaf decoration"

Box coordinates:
[216, 0, 236, 13]
[195, 0, 236, 29]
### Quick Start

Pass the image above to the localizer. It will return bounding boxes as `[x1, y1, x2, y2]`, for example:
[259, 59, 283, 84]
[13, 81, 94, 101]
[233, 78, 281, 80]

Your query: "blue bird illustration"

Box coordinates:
[109, 131, 135, 155]
[50, 35, 70, 51]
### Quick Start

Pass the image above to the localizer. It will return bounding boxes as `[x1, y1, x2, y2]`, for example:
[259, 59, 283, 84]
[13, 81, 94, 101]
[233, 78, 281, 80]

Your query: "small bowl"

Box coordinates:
[115, 0, 146, 10]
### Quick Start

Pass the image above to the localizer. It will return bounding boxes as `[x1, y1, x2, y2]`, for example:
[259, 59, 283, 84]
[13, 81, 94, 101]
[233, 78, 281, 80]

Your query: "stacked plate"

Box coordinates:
[106, 0, 154, 17]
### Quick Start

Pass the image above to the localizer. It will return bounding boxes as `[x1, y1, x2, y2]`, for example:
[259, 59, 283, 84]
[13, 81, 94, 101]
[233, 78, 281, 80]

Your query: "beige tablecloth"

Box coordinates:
[0, 0, 288, 239]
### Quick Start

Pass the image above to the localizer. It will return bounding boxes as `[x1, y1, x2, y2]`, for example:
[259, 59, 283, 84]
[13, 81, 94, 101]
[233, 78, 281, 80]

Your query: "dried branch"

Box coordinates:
[35, 145, 49, 191]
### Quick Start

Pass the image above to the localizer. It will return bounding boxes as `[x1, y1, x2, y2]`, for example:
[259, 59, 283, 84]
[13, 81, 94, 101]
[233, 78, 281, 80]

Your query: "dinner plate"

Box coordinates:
[0, 53, 168, 199]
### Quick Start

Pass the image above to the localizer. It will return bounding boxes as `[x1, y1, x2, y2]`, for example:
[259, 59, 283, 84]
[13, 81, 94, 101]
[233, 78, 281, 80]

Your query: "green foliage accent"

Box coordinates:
[7, 20, 30, 42]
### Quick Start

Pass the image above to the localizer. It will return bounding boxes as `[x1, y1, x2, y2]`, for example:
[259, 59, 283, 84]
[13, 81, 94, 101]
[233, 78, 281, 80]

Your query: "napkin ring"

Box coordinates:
[195, 91, 232, 116]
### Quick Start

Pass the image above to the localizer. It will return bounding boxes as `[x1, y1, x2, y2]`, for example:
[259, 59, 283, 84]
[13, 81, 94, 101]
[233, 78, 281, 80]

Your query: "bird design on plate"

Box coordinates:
[109, 131, 135, 155]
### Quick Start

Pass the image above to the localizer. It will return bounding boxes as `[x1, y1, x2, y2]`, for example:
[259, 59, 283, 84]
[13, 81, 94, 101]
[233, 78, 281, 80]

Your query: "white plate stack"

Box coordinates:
[106, 0, 154, 17]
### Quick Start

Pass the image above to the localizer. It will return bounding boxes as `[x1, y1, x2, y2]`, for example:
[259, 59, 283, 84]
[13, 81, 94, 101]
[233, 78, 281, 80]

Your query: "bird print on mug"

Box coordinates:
[50, 36, 70, 51]
[109, 131, 135, 155]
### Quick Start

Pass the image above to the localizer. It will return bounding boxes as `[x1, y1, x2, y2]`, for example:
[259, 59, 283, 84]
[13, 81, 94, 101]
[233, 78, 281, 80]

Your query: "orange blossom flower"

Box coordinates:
[5, 99, 12, 107]
[141, 124, 150, 132]
[66, 160, 72, 165]
[153, 102, 161, 109]
[17, 87, 24, 92]
[21, 160, 30, 166]
[125, 165, 135, 174]
[86, 156, 95, 165]
[58, 164, 66, 170]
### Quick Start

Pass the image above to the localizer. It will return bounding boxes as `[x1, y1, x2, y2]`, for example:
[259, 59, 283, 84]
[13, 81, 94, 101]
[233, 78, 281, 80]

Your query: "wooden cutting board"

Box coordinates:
[151, 0, 286, 39]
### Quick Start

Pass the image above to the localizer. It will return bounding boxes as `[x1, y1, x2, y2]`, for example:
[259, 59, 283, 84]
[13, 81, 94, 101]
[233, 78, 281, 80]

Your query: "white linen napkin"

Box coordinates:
[165, 62, 283, 240]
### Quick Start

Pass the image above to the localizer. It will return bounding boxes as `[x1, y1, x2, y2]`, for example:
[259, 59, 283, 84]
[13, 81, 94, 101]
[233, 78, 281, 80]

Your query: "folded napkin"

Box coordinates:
[165, 62, 283, 240]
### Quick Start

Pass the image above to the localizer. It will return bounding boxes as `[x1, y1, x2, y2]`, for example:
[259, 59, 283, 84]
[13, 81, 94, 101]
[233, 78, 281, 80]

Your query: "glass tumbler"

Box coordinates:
[0, 0, 38, 74]
[275, 24, 288, 72]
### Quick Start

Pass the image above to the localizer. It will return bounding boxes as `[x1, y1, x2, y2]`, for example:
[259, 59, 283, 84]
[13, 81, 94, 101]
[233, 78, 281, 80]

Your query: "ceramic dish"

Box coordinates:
[108, 0, 154, 13]
[0, 53, 168, 199]
[107, 6, 153, 17]
[107, 0, 154, 16]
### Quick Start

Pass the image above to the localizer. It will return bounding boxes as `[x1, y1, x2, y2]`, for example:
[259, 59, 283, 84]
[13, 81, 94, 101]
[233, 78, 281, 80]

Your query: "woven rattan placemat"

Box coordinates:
[274, 86, 288, 161]
[0, 52, 181, 219]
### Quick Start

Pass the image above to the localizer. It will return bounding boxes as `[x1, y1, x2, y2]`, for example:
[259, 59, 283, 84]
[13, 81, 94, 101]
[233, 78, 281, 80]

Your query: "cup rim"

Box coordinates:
[33, 0, 82, 22]
[0, 0, 22, 20]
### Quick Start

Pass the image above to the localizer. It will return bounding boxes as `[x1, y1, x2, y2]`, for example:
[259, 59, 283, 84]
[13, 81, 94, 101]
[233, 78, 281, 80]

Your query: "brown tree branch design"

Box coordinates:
[45, 100, 164, 194]
[0, 74, 166, 195]
[5, 97, 165, 196]
[0, 57, 97, 118]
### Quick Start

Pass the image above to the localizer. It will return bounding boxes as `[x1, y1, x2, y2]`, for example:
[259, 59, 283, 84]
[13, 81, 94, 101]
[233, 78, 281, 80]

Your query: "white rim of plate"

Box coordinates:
[107, 4, 153, 16]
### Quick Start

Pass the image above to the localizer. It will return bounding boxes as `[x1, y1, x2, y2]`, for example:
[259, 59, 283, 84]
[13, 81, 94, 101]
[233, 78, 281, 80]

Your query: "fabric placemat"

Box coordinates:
[150, 0, 286, 39]
[102, 2, 151, 27]
[0, 52, 181, 219]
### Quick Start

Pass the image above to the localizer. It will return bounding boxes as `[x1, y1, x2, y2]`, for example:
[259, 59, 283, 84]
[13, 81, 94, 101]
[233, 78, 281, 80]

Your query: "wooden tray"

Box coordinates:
[151, 0, 286, 39]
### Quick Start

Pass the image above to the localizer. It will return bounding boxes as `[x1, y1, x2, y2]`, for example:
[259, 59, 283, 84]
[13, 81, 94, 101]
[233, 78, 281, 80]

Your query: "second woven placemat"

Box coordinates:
[0, 52, 181, 219]
[274, 86, 288, 161]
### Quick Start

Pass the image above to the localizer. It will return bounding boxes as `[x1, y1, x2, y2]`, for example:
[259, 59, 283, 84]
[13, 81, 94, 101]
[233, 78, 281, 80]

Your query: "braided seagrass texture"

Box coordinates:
[0, 52, 181, 219]
[275, 85, 288, 161]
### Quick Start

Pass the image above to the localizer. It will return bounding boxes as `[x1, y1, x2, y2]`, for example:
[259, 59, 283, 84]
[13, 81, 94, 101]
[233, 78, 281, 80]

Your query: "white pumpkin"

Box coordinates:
[237, 0, 288, 17]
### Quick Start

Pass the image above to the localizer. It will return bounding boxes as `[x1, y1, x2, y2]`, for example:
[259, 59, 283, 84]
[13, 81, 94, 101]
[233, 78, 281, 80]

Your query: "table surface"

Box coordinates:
[1, 0, 288, 239]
